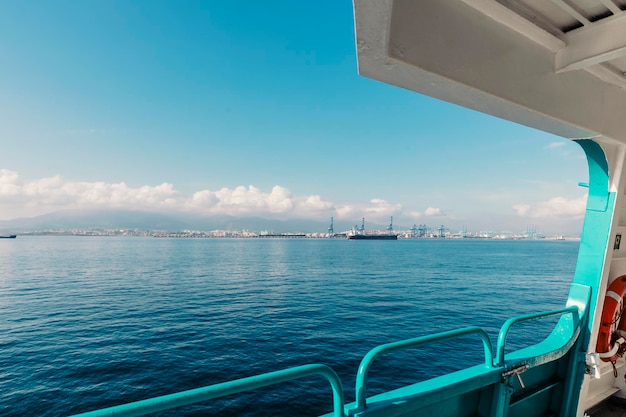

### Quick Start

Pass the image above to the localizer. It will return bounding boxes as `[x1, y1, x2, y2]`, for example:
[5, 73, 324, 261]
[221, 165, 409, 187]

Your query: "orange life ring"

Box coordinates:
[597, 275, 626, 362]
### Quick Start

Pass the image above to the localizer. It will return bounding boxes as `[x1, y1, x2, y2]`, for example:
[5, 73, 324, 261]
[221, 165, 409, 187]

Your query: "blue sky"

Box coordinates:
[0, 1, 588, 234]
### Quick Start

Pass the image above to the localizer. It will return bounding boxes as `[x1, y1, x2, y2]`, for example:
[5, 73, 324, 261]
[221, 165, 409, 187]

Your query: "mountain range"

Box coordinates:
[0, 210, 384, 234]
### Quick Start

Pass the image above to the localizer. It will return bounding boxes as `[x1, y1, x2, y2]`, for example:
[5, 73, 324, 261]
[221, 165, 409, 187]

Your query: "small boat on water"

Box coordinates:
[0, 234, 16, 239]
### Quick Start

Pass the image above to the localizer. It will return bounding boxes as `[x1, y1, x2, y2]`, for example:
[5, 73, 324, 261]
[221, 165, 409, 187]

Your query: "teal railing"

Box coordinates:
[70, 304, 586, 417]
[496, 305, 580, 366]
[353, 326, 493, 412]
[70, 364, 345, 417]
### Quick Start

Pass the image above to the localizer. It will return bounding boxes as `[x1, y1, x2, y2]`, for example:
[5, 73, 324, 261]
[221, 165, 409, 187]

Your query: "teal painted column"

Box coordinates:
[570, 140, 612, 346]
[561, 139, 615, 417]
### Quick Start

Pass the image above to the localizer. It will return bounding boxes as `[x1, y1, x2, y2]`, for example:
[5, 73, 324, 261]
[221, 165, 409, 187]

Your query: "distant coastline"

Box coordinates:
[12, 228, 580, 241]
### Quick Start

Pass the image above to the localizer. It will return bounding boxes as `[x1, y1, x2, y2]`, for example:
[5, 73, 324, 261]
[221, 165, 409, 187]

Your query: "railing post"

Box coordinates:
[354, 326, 493, 412]
[496, 306, 579, 366]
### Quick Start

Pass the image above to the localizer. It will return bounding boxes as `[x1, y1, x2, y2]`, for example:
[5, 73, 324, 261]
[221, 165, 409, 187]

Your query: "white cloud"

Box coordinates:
[512, 195, 587, 218]
[365, 198, 402, 215]
[407, 207, 444, 219]
[0, 170, 587, 233]
[0, 170, 343, 220]
[544, 140, 586, 161]
[189, 185, 297, 215]
[333, 198, 402, 222]
[335, 204, 355, 218]
[424, 207, 443, 216]
[295, 194, 334, 213]
[0, 169, 21, 196]
[546, 142, 566, 149]
[0, 170, 183, 216]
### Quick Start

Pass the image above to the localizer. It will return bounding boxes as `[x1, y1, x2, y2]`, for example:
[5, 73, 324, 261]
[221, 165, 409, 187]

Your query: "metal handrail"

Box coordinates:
[69, 363, 345, 417]
[354, 326, 493, 412]
[68, 307, 582, 417]
[495, 305, 580, 366]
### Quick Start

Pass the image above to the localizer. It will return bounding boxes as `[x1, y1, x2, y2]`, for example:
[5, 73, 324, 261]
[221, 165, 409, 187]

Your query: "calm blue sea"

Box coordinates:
[0, 237, 579, 416]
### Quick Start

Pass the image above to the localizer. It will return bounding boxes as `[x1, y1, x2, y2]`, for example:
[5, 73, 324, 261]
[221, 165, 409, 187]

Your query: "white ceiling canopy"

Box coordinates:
[354, 0, 626, 143]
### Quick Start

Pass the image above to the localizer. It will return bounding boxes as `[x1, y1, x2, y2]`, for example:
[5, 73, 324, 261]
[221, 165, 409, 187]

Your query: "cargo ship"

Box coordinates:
[347, 233, 397, 240]
[346, 217, 398, 240]
[0, 234, 16, 239]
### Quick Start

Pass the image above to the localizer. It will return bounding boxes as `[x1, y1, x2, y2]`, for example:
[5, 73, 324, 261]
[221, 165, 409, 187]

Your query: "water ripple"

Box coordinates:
[0, 237, 578, 416]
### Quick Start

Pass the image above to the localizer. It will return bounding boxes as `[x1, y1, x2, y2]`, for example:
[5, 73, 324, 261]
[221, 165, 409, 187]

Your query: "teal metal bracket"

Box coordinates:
[69, 363, 345, 417]
[495, 305, 581, 367]
[353, 326, 493, 413]
[575, 139, 609, 212]
[570, 139, 613, 339]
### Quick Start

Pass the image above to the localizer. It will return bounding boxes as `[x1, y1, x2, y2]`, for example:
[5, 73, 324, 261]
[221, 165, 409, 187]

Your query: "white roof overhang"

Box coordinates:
[354, 0, 626, 143]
